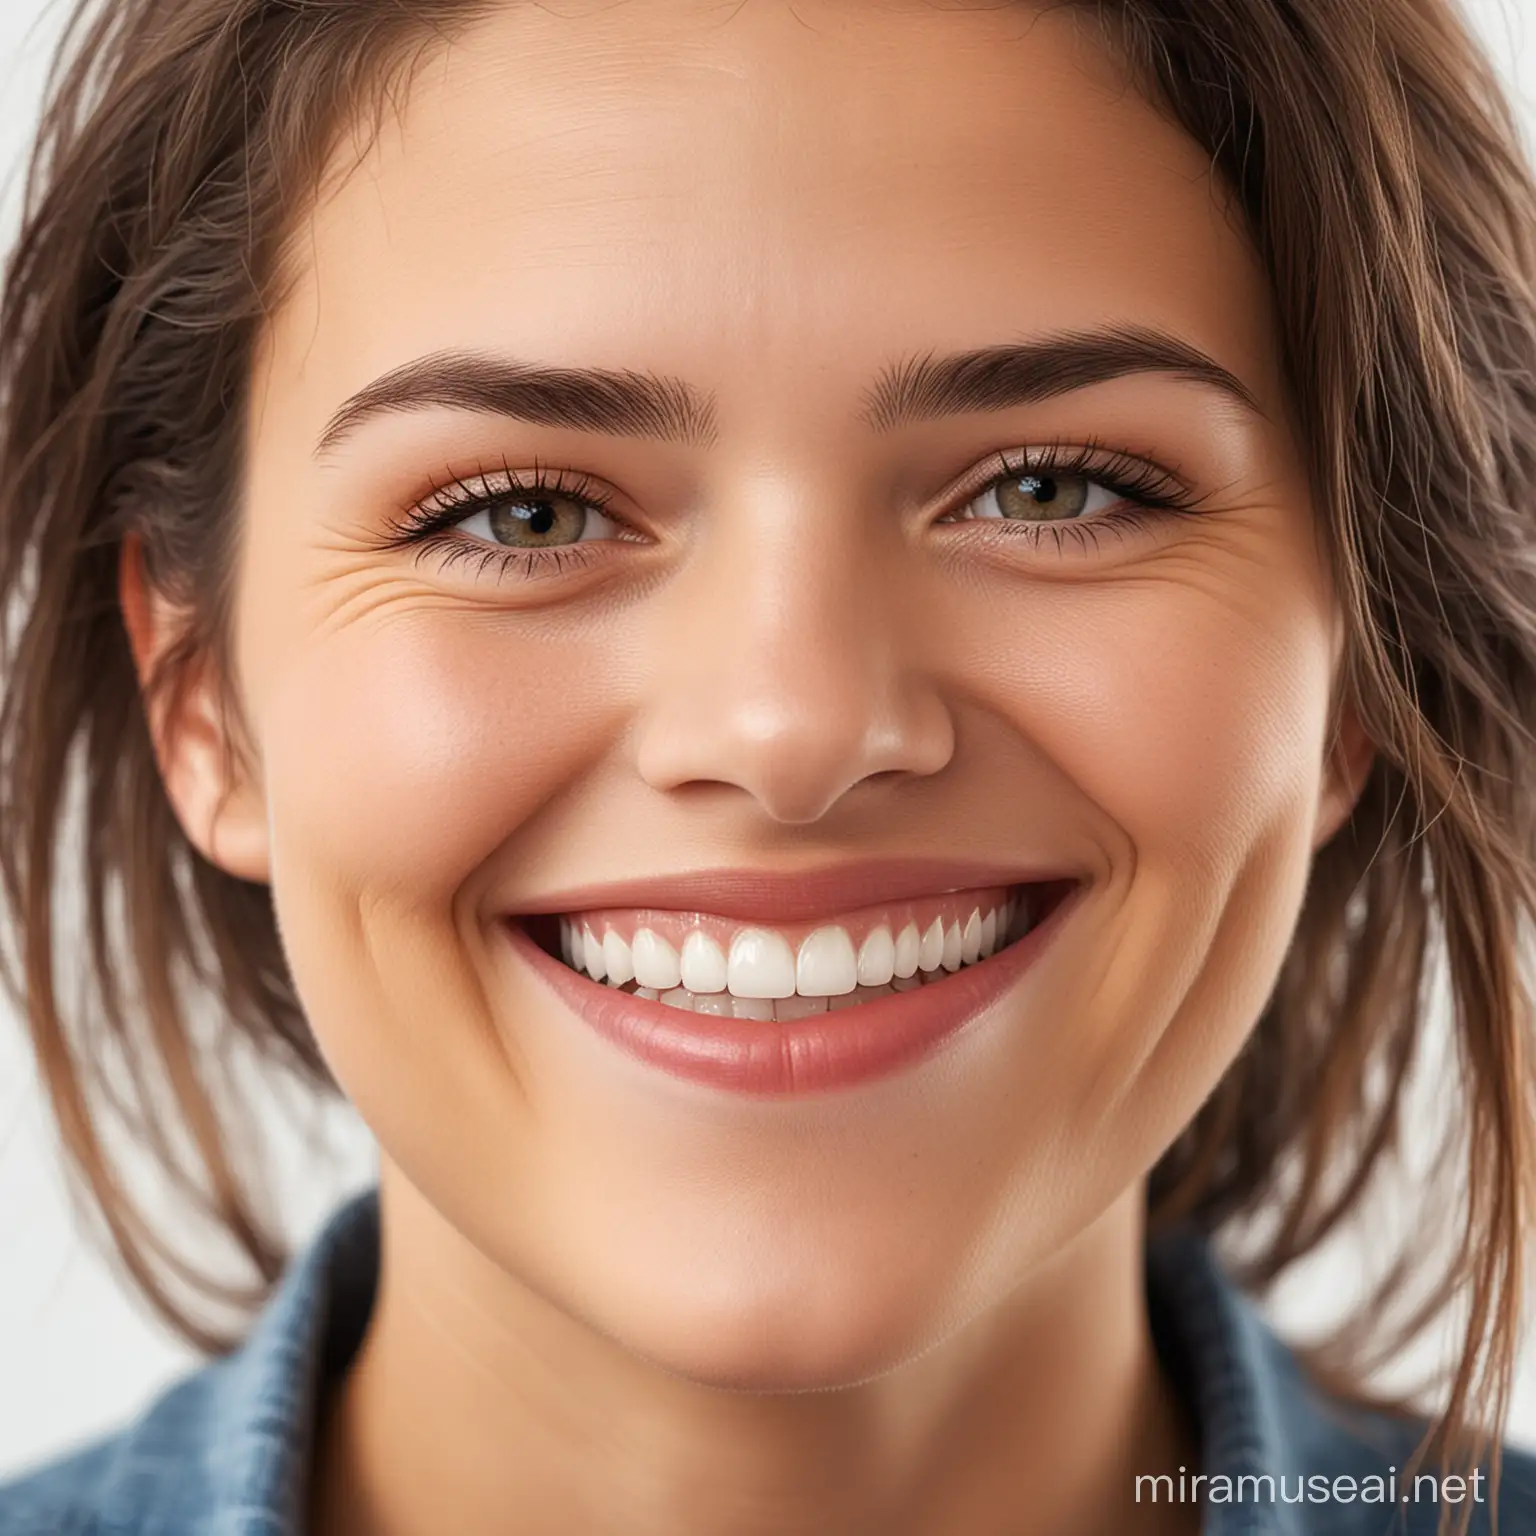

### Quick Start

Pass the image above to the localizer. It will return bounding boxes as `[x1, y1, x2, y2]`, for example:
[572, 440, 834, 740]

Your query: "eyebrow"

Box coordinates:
[861, 324, 1263, 431]
[315, 354, 718, 455]
[313, 324, 1261, 456]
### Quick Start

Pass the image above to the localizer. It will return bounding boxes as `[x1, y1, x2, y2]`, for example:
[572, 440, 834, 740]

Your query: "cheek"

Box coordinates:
[244, 602, 643, 1171]
[256, 610, 625, 905]
[989, 571, 1335, 883]
[937, 559, 1338, 1149]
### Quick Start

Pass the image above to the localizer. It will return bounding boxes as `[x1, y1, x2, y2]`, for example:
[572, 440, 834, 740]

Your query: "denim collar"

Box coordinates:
[8, 1186, 1529, 1534]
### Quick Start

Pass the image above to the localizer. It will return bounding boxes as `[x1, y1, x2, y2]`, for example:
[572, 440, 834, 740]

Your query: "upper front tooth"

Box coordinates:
[795, 925, 857, 996]
[680, 930, 727, 993]
[855, 925, 896, 987]
[603, 930, 634, 986]
[960, 910, 983, 965]
[893, 923, 920, 978]
[582, 926, 607, 981]
[559, 920, 577, 967]
[917, 917, 945, 972]
[729, 927, 798, 998]
[632, 927, 682, 990]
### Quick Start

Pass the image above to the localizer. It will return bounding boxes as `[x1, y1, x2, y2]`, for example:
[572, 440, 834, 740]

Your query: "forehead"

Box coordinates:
[266, 0, 1281, 426]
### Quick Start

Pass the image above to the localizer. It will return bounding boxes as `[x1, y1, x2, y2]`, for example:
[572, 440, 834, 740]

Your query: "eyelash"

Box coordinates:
[379, 460, 623, 583]
[380, 441, 1200, 582]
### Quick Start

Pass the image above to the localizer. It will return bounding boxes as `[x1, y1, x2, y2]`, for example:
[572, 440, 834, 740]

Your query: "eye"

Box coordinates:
[932, 444, 1200, 558]
[377, 463, 643, 586]
[454, 488, 624, 549]
[954, 470, 1121, 523]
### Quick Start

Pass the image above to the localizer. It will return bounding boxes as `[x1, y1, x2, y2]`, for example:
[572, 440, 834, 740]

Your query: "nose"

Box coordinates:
[632, 498, 955, 825]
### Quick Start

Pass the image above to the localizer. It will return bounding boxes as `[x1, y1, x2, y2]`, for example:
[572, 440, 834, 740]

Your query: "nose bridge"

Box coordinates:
[633, 499, 953, 823]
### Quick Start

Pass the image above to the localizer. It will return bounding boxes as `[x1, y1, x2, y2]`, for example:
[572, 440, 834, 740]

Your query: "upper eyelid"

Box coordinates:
[413, 458, 618, 515]
[949, 441, 1191, 498]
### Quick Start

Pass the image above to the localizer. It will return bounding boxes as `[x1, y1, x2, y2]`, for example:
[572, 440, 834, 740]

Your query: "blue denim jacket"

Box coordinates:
[3, 1187, 1534, 1534]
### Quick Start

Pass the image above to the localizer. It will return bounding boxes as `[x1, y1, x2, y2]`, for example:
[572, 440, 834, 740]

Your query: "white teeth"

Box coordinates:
[559, 888, 1047, 1008]
[728, 927, 798, 998]
[679, 930, 728, 993]
[917, 917, 945, 972]
[855, 925, 896, 987]
[582, 926, 607, 982]
[603, 930, 634, 987]
[631, 927, 682, 990]
[960, 910, 983, 966]
[795, 925, 858, 996]
[775, 993, 829, 1021]
[941, 920, 963, 972]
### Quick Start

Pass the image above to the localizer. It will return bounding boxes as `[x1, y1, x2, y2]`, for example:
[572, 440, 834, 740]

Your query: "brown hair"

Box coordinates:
[0, 0, 1532, 1528]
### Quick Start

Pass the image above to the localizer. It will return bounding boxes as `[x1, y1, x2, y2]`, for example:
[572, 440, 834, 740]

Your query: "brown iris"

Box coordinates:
[487, 493, 589, 547]
[992, 473, 1090, 520]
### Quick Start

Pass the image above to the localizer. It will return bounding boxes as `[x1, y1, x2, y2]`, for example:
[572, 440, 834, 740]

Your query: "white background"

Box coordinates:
[1, 0, 1534, 1486]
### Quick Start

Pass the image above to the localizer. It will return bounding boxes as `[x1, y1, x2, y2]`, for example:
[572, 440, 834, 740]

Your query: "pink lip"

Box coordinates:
[504, 880, 1082, 1096]
[507, 858, 1083, 925]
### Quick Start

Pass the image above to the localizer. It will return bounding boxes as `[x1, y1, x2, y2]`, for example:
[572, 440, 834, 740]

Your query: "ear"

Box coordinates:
[119, 532, 270, 882]
[1312, 697, 1376, 851]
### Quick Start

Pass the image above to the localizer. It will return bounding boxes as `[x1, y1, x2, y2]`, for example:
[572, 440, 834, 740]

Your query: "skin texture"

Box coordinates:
[120, 1, 1375, 1531]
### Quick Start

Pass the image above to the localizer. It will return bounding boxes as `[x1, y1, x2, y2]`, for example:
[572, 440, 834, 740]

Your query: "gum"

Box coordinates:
[561, 883, 1021, 951]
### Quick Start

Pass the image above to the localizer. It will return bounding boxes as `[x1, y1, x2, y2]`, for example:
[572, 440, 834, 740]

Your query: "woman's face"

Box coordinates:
[164, 0, 1367, 1385]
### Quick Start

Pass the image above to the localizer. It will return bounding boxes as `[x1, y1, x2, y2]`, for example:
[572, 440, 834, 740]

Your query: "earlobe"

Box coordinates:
[119, 533, 271, 883]
[1313, 700, 1377, 851]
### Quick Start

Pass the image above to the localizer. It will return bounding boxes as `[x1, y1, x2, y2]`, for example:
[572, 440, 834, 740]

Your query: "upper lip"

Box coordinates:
[507, 858, 1084, 925]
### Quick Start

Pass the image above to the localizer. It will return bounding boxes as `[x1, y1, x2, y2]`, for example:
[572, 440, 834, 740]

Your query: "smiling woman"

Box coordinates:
[0, 1, 1534, 1535]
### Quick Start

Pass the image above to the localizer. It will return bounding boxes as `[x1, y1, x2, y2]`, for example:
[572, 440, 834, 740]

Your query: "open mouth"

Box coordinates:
[523, 879, 1075, 1023]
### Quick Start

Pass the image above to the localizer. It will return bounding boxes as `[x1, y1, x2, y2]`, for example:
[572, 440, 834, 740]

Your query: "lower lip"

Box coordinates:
[503, 886, 1079, 1096]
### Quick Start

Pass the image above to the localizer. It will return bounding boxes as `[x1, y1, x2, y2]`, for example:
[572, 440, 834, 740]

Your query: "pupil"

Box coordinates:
[1027, 475, 1056, 503]
[527, 501, 555, 535]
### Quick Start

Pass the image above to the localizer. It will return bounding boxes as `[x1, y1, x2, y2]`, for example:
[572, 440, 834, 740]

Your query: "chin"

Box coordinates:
[638, 1325, 938, 1396]
[585, 1259, 958, 1394]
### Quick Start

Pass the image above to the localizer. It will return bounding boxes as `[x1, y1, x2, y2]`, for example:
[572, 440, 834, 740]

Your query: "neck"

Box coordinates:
[309, 1164, 1199, 1536]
